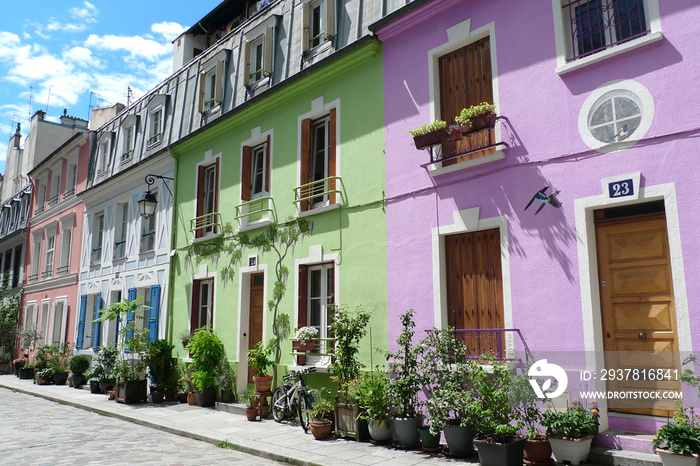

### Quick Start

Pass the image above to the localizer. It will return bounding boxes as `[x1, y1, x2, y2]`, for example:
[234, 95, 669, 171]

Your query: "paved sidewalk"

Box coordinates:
[0, 375, 630, 465]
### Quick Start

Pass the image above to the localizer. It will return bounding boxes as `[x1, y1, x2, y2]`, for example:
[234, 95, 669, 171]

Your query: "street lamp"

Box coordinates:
[138, 174, 174, 219]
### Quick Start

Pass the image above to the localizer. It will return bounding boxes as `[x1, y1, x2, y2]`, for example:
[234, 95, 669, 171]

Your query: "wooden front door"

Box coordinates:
[595, 211, 681, 416]
[445, 229, 504, 357]
[248, 273, 264, 383]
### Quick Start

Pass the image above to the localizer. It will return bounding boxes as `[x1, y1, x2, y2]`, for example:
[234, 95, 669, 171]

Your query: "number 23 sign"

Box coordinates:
[608, 179, 634, 198]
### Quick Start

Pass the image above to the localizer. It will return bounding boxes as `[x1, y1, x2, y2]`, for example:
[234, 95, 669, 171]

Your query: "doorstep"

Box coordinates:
[215, 401, 246, 415]
[595, 430, 656, 454]
[588, 446, 662, 466]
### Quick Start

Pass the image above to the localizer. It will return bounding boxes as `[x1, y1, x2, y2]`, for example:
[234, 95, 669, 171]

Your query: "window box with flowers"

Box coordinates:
[455, 102, 497, 135]
[409, 120, 448, 150]
[292, 326, 318, 365]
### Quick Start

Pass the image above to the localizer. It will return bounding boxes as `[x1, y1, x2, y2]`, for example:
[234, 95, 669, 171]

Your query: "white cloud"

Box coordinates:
[46, 19, 87, 34]
[151, 22, 187, 43]
[0, 33, 22, 61]
[70, 2, 98, 22]
[85, 34, 168, 61]
[63, 46, 98, 68]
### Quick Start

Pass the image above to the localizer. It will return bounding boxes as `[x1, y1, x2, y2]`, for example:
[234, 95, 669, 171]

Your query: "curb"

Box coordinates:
[0, 383, 323, 466]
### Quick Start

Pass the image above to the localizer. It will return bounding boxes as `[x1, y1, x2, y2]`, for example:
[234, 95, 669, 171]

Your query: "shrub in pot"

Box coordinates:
[330, 304, 371, 440]
[187, 327, 225, 407]
[247, 340, 274, 392]
[357, 368, 392, 443]
[49, 344, 71, 385]
[542, 402, 598, 466]
[309, 390, 335, 440]
[218, 359, 236, 403]
[70, 354, 90, 388]
[518, 367, 552, 465]
[90, 345, 118, 392]
[243, 389, 258, 421]
[292, 326, 318, 365]
[387, 309, 423, 449]
[653, 406, 700, 465]
[144, 338, 177, 402]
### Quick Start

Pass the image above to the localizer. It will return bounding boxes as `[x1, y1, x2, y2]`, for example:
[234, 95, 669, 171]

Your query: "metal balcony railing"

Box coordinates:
[48, 194, 60, 207]
[120, 150, 134, 165]
[41, 270, 53, 279]
[453, 328, 533, 365]
[147, 133, 162, 147]
[190, 212, 221, 238]
[293, 176, 342, 211]
[235, 197, 273, 227]
[56, 265, 70, 275]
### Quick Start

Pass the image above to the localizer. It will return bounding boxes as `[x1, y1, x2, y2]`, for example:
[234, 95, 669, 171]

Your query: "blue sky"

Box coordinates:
[0, 0, 221, 175]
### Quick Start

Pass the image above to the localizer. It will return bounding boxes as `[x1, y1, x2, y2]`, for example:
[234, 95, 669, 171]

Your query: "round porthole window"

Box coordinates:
[578, 80, 654, 153]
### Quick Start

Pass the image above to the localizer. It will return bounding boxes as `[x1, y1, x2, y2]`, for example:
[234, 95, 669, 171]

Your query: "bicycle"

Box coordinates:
[271, 366, 316, 432]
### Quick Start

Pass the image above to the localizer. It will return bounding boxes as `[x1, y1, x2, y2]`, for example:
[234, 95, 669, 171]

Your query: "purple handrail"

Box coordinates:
[453, 328, 533, 363]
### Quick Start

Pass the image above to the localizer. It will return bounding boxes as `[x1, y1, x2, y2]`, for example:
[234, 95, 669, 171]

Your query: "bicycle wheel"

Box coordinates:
[271, 387, 287, 422]
[297, 391, 313, 432]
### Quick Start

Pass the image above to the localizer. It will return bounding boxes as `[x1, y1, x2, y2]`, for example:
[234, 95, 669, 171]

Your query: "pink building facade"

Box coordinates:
[373, 0, 700, 442]
[22, 133, 89, 354]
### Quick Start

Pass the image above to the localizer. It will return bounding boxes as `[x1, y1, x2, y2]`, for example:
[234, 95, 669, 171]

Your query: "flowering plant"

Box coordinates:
[542, 400, 598, 439]
[653, 406, 700, 455]
[294, 326, 318, 344]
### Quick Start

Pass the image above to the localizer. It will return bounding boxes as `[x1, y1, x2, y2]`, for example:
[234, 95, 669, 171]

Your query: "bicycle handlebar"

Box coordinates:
[282, 366, 317, 382]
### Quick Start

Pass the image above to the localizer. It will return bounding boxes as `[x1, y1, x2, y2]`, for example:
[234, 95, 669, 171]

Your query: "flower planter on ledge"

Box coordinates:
[413, 129, 449, 150]
[463, 112, 497, 134]
[656, 449, 700, 466]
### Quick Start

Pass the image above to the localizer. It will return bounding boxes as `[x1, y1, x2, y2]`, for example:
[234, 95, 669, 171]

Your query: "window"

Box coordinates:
[50, 301, 66, 347]
[58, 227, 72, 274]
[24, 303, 37, 347]
[564, 0, 647, 60]
[36, 183, 46, 213]
[43, 233, 55, 278]
[79, 294, 102, 349]
[65, 164, 77, 196]
[302, 0, 335, 53]
[298, 263, 334, 354]
[241, 138, 270, 201]
[244, 33, 271, 87]
[299, 111, 336, 211]
[39, 301, 50, 346]
[12, 245, 21, 288]
[191, 279, 214, 331]
[438, 37, 495, 165]
[195, 160, 219, 238]
[91, 212, 104, 264]
[114, 203, 129, 259]
[141, 194, 156, 253]
[49, 172, 61, 206]
[97, 140, 109, 176]
[30, 238, 41, 281]
[122, 126, 134, 164]
[148, 107, 163, 147]
[199, 60, 224, 113]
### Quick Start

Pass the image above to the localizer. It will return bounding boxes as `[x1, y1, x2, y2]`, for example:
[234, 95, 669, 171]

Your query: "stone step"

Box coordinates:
[215, 401, 246, 415]
[595, 430, 656, 454]
[588, 446, 662, 466]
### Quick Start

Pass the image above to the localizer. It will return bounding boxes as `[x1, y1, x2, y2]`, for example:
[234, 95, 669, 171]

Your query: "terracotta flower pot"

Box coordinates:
[524, 435, 553, 464]
[246, 407, 258, 421]
[187, 392, 197, 405]
[310, 418, 333, 440]
[253, 375, 273, 393]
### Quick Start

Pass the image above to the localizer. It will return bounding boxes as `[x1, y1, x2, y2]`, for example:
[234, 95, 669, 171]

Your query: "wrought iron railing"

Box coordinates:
[293, 176, 342, 210]
[41, 270, 53, 279]
[563, 0, 648, 61]
[48, 194, 60, 207]
[56, 265, 70, 275]
[63, 188, 75, 200]
[291, 337, 335, 357]
[140, 231, 155, 252]
[28, 273, 39, 282]
[35, 204, 44, 214]
[453, 328, 533, 364]
[120, 150, 134, 165]
[147, 133, 163, 147]
[190, 212, 221, 237]
[113, 240, 126, 259]
[235, 197, 273, 227]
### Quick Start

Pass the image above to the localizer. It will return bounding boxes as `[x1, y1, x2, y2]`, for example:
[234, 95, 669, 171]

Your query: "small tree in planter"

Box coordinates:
[88, 345, 118, 393]
[144, 338, 177, 402]
[49, 343, 71, 385]
[69, 354, 90, 388]
[330, 304, 371, 440]
[218, 358, 236, 403]
[387, 309, 423, 449]
[187, 327, 225, 407]
[95, 297, 150, 404]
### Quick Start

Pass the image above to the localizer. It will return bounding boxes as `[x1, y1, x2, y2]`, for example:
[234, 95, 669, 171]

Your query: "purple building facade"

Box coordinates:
[373, 0, 700, 443]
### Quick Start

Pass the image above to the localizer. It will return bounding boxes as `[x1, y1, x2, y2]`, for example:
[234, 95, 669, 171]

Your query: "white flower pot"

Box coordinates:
[548, 436, 593, 466]
[657, 449, 700, 466]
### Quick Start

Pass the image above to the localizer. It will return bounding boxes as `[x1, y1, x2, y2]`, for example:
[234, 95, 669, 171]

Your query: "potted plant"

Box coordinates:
[517, 366, 552, 465]
[95, 297, 150, 404]
[144, 338, 177, 403]
[243, 389, 258, 421]
[177, 360, 196, 404]
[34, 344, 57, 384]
[178, 329, 191, 351]
[330, 304, 371, 440]
[19, 361, 35, 379]
[309, 389, 335, 440]
[13, 356, 26, 377]
[653, 406, 700, 465]
[187, 326, 225, 407]
[409, 120, 448, 150]
[218, 359, 236, 403]
[36, 367, 55, 385]
[50, 344, 71, 385]
[69, 354, 91, 388]
[542, 401, 598, 466]
[387, 309, 423, 449]
[248, 340, 274, 393]
[470, 358, 528, 466]
[91, 345, 118, 392]
[292, 326, 318, 365]
[455, 102, 496, 134]
[357, 368, 392, 443]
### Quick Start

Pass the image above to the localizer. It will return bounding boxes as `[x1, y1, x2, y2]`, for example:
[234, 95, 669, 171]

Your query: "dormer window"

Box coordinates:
[302, 0, 335, 54]
[146, 94, 168, 148]
[96, 133, 114, 177]
[199, 51, 226, 114]
[243, 18, 274, 88]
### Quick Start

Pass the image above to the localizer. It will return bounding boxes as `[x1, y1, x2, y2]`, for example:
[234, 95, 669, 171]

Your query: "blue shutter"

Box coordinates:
[126, 288, 137, 342]
[92, 292, 102, 348]
[148, 285, 161, 343]
[76, 295, 87, 350]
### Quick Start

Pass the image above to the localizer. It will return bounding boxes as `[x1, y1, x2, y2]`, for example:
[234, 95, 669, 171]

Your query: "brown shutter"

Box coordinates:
[196, 166, 205, 238]
[190, 280, 200, 332]
[214, 158, 220, 234]
[241, 146, 252, 201]
[439, 36, 493, 165]
[298, 265, 308, 329]
[328, 108, 336, 204]
[265, 135, 271, 193]
[300, 118, 312, 211]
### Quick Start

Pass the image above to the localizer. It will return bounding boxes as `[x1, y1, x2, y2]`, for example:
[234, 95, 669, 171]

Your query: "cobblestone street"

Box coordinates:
[0, 389, 281, 465]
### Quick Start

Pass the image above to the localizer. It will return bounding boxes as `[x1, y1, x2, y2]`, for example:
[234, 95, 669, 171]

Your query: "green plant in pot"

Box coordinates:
[187, 326, 225, 407]
[470, 358, 528, 466]
[309, 388, 335, 440]
[90, 345, 118, 392]
[330, 304, 371, 440]
[144, 338, 176, 403]
[218, 358, 236, 403]
[49, 344, 72, 385]
[542, 401, 598, 466]
[242, 388, 258, 421]
[34, 344, 58, 383]
[357, 368, 392, 443]
[70, 354, 90, 388]
[516, 361, 552, 465]
[247, 340, 274, 393]
[409, 120, 448, 150]
[455, 102, 496, 133]
[419, 327, 473, 455]
[387, 309, 423, 449]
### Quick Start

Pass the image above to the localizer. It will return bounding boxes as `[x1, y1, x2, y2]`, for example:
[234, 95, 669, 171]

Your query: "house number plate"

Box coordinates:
[608, 179, 634, 198]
